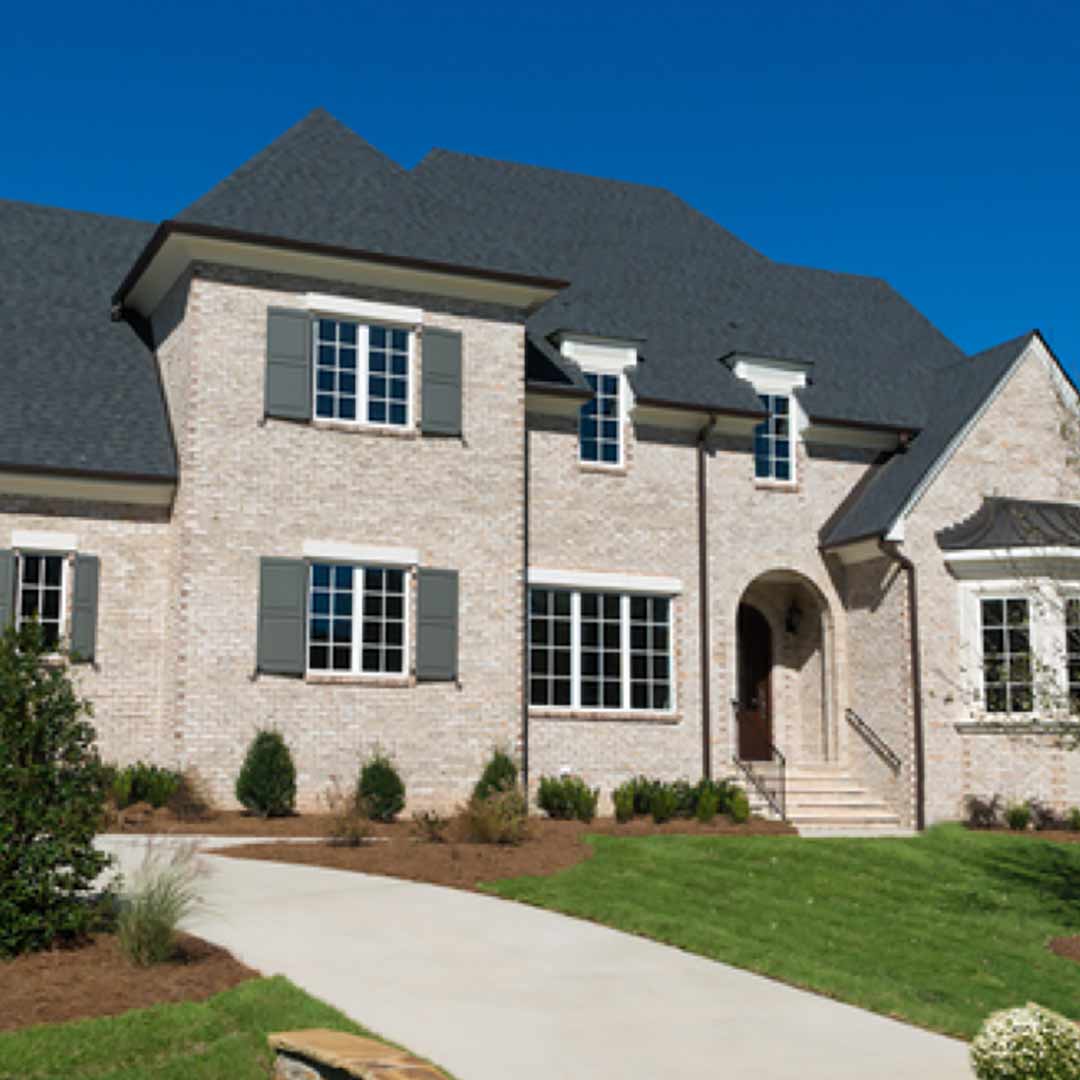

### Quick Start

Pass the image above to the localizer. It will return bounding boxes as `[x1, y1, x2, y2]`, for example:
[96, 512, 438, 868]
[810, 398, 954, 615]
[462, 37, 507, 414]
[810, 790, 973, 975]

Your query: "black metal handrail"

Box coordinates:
[845, 707, 902, 773]
[731, 700, 786, 820]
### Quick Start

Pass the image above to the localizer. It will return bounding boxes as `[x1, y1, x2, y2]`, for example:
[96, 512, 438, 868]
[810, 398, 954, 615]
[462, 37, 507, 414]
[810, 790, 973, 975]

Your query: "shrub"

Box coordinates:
[612, 782, 636, 824]
[627, 775, 660, 816]
[0, 622, 113, 957]
[107, 761, 183, 810]
[670, 779, 696, 818]
[461, 788, 528, 844]
[729, 789, 751, 824]
[411, 809, 451, 843]
[970, 1001, 1080, 1080]
[1027, 799, 1063, 831]
[117, 844, 203, 966]
[473, 747, 518, 801]
[235, 729, 296, 818]
[1005, 802, 1032, 831]
[322, 778, 372, 847]
[650, 784, 678, 824]
[965, 794, 1003, 830]
[696, 785, 720, 823]
[1067, 807, 1080, 832]
[166, 768, 216, 822]
[537, 775, 599, 822]
[358, 750, 406, 823]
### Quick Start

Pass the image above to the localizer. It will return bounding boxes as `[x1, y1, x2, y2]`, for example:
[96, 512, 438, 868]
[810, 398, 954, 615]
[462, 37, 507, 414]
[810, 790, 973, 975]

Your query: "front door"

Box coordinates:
[737, 603, 772, 760]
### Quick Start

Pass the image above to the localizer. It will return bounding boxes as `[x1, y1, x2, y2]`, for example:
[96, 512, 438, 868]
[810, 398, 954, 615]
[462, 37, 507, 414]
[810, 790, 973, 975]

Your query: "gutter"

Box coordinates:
[878, 540, 926, 831]
[698, 414, 717, 779]
[522, 381, 532, 794]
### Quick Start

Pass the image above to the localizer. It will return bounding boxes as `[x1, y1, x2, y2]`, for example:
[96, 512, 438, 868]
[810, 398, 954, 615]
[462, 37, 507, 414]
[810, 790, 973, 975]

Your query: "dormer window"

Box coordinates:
[755, 394, 792, 481]
[580, 372, 622, 465]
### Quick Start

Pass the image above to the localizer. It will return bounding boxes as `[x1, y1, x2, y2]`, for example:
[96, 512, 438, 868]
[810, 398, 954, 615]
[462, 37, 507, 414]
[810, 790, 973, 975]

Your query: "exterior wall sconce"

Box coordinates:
[785, 600, 803, 635]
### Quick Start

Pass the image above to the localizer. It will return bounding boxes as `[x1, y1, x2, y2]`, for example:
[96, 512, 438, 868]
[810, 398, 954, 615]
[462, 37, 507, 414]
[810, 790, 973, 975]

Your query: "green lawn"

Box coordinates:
[484, 824, 1080, 1039]
[0, 976, 429, 1080]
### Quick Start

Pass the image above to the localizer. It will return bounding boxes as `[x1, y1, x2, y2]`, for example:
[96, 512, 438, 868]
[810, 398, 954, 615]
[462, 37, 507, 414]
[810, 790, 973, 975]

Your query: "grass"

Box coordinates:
[484, 824, 1080, 1039]
[0, 976, 419, 1080]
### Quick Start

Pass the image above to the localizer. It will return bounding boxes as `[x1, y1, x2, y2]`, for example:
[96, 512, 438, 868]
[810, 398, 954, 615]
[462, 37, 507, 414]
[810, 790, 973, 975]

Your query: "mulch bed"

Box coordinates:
[103, 803, 339, 836]
[0, 932, 257, 1032]
[1049, 936, 1080, 965]
[212, 815, 794, 892]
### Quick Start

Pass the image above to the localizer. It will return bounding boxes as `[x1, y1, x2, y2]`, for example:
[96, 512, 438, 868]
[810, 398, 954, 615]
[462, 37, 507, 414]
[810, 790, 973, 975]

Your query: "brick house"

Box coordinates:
[3, 109, 1079, 829]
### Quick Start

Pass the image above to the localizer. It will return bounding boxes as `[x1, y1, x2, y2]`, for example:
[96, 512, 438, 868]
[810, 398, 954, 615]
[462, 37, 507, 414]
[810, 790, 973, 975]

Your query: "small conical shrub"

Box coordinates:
[473, 747, 518, 801]
[358, 750, 406, 822]
[235, 729, 296, 818]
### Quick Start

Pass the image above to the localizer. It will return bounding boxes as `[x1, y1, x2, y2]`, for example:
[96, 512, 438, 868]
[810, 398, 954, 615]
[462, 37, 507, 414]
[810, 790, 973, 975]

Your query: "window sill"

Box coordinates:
[311, 419, 418, 440]
[578, 461, 628, 477]
[530, 707, 680, 725]
[306, 673, 414, 689]
[954, 718, 1080, 735]
[754, 479, 798, 492]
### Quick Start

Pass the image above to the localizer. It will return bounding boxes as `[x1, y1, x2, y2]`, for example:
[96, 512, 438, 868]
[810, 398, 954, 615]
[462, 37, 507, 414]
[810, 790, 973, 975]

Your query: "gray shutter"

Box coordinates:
[0, 550, 13, 631]
[70, 555, 100, 663]
[265, 308, 312, 421]
[257, 558, 308, 676]
[416, 568, 459, 681]
[421, 329, 463, 437]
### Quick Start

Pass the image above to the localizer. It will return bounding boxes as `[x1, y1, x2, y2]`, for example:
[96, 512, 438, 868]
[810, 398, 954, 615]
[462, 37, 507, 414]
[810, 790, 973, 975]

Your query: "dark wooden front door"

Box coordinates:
[737, 604, 772, 760]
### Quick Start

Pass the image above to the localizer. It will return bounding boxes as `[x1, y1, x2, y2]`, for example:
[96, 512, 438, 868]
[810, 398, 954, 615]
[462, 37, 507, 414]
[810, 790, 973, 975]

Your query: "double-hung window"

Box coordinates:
[1066, 598, 1080, 714]
[308, 563, 407, 675]
[528, 588, 673, 711]
[579, 372, 622, 466]
[980, 597, 1033, 713]
[754, 394, 793, 482]
[15, 552, 65, 649]
[314, 319, 410, 428]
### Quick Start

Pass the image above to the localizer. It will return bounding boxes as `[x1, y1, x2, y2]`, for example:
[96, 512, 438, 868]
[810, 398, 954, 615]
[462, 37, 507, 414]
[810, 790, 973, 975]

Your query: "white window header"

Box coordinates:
[11, 530, 78, 551]
[302, 540, 419, 567]
[529, 567, 682, 595]
[302, 293, 423, 327]
[732, 356, 809, 395]
[560, 336, 638, 373]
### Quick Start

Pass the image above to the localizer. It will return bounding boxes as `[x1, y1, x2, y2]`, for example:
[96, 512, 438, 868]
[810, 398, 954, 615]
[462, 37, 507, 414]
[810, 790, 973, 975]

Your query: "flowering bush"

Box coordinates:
[970, 1002, 1080, 1080]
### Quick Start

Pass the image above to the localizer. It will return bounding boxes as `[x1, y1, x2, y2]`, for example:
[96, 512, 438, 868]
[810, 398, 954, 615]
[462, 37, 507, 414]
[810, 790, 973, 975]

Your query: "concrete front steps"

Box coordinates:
[741, 762, 906, 835]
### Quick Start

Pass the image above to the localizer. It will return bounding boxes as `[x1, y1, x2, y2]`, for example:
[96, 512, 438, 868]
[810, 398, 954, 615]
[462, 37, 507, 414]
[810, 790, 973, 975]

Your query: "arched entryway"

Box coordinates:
[734, 571, 836, 764]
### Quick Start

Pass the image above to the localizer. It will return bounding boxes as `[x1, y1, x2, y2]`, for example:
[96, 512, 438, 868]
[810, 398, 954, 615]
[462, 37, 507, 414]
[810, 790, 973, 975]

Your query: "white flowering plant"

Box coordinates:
[970, 1002, 1080, 1080]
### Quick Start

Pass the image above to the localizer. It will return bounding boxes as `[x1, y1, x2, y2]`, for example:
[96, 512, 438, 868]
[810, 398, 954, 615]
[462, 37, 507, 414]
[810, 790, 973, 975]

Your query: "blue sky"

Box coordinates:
[4, 1, 1079, 376]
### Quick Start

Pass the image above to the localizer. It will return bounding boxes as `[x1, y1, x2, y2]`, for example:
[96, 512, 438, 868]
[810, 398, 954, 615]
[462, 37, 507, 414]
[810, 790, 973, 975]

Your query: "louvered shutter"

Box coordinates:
[70, 555, 100, 663]
[421, 329, 463, 436]
[416, 568, 459, 681]
[265, 309, 313, 421]
[257, 558, 308, 676]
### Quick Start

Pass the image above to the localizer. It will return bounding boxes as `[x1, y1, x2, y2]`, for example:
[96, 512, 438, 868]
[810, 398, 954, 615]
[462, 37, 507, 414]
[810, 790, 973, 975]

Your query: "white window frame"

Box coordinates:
[754, 392, 795, 483]
[14, 548, 69, 651]
[579, 370, 624, 468]
[977, 593, 1034, 714]
[527, 587, 676, 714]
[559, 336, 637, 471]
[306, 562, 410, 679]
[311, 317, 416, 432]
[732, 356, 809, 487]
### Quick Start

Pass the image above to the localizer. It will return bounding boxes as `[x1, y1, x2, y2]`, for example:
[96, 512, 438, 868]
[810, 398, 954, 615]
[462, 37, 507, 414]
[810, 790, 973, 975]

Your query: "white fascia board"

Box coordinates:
[944, 547, 1080, 581]
[885, 346, 1031, 538]
[11, 529, 78, 551]
[303, 540, 419, 566]
[945, 546, 1080, 563]
[302, 293, 422, 326]
[529, 567, 682, 594]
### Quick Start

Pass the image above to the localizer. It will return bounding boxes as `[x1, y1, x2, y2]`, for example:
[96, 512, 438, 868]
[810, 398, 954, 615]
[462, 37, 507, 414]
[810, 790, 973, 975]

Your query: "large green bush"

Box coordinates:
[970, 1002, 1080, 1079]
[235, 729, 296, 818]
[473, 747, 518, 801]
[0, 622, 113, 956]
[358, 749, 406, 822]
[537, 774, 599, 822]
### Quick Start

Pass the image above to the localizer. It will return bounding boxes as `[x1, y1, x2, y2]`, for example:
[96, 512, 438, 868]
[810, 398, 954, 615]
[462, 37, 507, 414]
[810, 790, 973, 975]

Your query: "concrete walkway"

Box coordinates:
[100, 838, 971, 1080]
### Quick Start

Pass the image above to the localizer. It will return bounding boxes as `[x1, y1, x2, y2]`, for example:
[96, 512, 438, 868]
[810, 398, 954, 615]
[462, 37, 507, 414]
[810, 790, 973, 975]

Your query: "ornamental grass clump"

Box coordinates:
[117, 844, 204, 966]
[970, 1002, 1080, 1080]
[358, 749, 406, 822]
[235, 729, 296, 818]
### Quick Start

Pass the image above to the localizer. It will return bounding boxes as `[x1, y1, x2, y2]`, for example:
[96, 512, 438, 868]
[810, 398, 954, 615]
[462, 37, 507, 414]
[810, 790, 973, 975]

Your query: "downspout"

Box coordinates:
[698, 414, 717, 779]
[522, 396, 531, 794]
[879, 540, 926, 831]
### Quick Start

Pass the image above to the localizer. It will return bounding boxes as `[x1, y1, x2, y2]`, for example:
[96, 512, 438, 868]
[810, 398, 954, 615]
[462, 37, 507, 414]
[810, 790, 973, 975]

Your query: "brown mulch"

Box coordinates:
[0, 932, 257, 1032]
[1049, 936, 1080, 965]
[103, 803, 339, 836]
[212, 815, 794, 892]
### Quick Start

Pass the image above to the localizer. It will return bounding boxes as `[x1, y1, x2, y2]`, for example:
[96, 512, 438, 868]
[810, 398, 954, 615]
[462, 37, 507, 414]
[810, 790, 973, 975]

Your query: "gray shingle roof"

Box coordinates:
[819, 333, 1036, 547]
[0, 200, 176, 480]
[936, 496, 1080, 550]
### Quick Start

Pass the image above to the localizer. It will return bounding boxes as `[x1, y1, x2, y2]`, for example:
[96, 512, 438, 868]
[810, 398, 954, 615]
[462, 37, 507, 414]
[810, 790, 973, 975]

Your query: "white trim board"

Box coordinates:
[302, 293, 422, 326]
[302, 540, 419, 566]
[11, 530, 78, 551]
[529, 568, 682, 594]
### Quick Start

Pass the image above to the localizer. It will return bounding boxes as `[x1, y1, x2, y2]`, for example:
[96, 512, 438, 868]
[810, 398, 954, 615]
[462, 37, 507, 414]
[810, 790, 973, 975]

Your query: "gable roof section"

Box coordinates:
[0, 200, 177, 481]
[937, 496, 1080, 550]
[820, 333, 1037, 548]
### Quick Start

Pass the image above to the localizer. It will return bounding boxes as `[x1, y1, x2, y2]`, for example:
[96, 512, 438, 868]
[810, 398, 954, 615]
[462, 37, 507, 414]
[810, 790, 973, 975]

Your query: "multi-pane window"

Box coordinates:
[579, 372, 621, 465]
[308, 563, 406, 675]
[16, 553, 65, 649]
[981, 598, 1033, 713]
[528, 587, 673, 711]
[528, 589, 572, 706]
[315, 319, 410, 428]
[754, 394, 792, 481]
[1067, 598, 1080, 714]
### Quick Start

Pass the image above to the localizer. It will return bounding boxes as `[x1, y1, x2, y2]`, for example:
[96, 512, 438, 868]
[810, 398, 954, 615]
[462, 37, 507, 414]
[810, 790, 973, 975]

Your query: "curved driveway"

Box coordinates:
[100, 837, 970, 1080]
